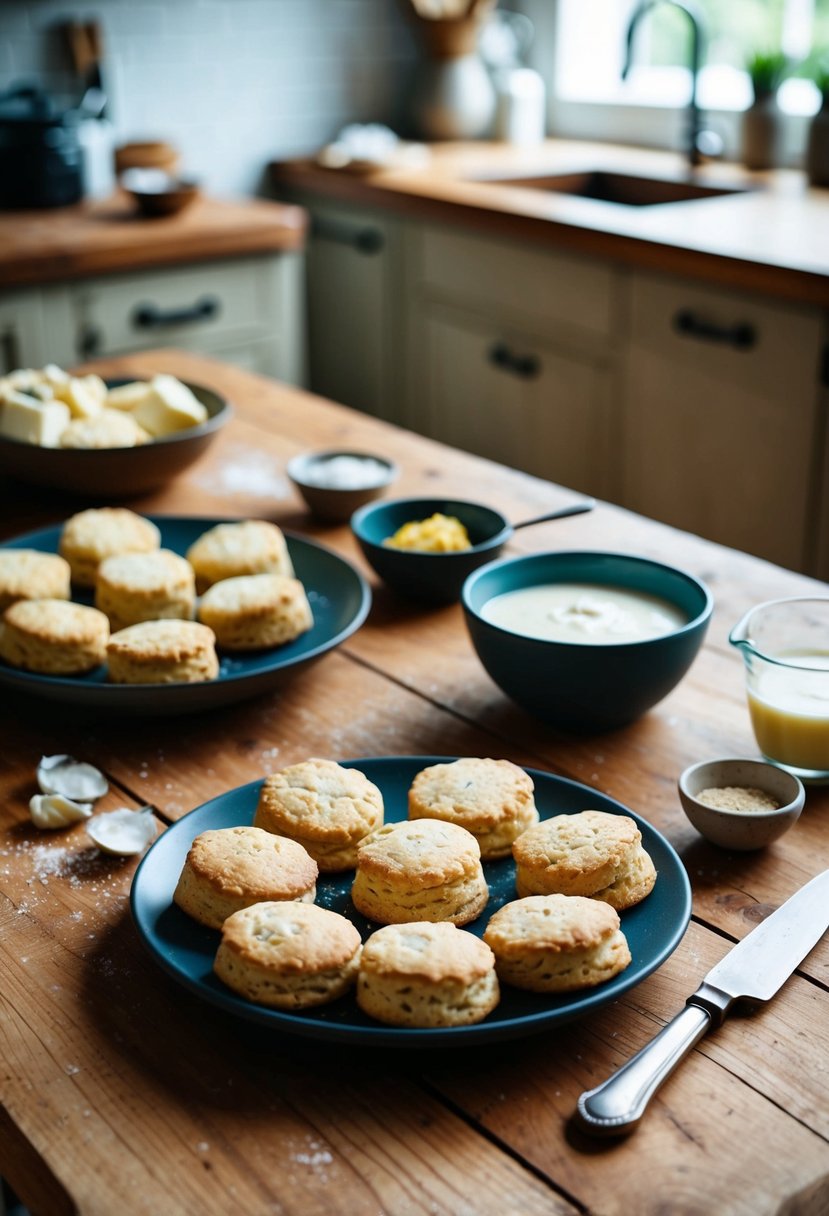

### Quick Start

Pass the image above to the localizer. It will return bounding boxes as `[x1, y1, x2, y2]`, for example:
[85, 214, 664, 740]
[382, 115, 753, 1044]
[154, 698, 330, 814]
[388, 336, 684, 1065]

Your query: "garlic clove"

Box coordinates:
[37, 755, 109, 802]
[86, 807, 156, 856]
[29, 793, 93, 830]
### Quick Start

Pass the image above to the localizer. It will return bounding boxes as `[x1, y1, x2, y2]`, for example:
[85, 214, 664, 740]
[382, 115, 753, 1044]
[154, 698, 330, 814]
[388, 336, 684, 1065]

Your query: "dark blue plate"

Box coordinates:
[131, 757, 692, 1046]
[0, 516, 370, 713]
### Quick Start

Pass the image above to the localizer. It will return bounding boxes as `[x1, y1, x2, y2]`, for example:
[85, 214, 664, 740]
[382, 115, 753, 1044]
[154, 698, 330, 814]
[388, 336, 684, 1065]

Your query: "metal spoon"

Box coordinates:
[511, 498, 596, 532]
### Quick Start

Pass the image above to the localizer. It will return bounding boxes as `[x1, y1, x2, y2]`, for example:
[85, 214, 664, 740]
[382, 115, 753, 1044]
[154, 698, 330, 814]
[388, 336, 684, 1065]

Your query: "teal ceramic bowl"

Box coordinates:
[462, 551, 713, 732]
[351, 497, 511, 603]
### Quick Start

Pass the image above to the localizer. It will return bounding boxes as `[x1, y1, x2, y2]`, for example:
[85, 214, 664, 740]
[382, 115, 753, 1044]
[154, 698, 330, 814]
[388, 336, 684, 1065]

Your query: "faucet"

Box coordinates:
[622, 0, 706, 168]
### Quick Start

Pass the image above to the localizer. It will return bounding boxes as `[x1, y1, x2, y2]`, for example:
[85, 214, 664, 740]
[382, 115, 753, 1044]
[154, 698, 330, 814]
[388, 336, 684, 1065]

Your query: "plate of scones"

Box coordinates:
[0, 510, 370, 712]
[130, 756, 692, 1045]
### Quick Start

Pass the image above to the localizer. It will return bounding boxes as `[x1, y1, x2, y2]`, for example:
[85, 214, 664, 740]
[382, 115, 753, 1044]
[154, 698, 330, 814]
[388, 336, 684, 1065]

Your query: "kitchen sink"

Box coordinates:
[474, 170, 749, 207]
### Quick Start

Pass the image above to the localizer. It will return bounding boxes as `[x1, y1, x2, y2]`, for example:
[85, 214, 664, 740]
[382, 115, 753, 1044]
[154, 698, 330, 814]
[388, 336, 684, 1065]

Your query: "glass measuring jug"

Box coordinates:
[730, 597, 829, 782]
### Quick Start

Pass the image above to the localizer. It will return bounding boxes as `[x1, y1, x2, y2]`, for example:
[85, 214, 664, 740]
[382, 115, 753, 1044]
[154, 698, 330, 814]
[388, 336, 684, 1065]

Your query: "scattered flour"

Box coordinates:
[194, 445, 290, 498]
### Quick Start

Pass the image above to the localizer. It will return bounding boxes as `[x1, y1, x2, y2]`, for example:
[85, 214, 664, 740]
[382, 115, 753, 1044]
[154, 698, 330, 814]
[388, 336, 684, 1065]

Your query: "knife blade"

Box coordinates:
[575, 869, 829, 1137]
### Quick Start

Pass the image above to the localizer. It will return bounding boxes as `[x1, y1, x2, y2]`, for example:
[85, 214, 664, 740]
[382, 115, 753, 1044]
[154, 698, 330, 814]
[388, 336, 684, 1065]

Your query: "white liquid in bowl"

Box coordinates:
[480, 582, 687, 644]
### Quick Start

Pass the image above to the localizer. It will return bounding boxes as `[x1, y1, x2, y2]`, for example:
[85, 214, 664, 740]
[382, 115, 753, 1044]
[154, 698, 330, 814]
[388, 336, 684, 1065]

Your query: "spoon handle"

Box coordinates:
[512, 499, 596, 531]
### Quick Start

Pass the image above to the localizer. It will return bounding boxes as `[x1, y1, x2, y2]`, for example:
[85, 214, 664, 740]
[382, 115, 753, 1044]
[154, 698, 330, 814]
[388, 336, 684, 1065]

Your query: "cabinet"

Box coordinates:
[619, 272, 824, 571]
[407, 225, 618, 497]
[0, 252, 304, 383]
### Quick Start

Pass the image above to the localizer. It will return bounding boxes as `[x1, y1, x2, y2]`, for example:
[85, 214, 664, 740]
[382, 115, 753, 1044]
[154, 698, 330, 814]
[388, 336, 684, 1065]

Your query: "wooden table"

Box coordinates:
[1, 351, 827, 1216]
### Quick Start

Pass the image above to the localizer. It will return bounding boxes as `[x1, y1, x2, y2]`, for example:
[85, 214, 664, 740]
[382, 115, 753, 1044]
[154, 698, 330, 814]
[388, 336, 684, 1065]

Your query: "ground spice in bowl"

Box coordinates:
[696, 786, 781, 813]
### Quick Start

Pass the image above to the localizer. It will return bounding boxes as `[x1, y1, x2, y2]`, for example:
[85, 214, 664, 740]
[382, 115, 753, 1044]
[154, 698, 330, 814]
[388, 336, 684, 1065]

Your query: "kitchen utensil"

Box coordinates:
[0, 517, 370, 715]
[287, 449, 399, 522]
[730, 597, 829, 782]
[0, 83, 84, 208]
[576, 868, 829, 1136]
[462, 550, 712, 732]
[678, 757, 804, 850]
[0, 379, 229, 497]
[131, 757, 691, 1046]
[351, 495, 595, 603]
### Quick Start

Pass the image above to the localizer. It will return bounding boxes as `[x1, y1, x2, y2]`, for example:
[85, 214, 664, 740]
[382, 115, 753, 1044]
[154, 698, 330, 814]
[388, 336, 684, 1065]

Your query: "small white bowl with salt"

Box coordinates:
[678, 757, 805, 850]
[287, 450, 399, 523]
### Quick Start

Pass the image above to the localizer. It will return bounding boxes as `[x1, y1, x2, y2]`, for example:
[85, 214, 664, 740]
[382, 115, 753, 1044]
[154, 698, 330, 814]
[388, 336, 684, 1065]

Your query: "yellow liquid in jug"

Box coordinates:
[747, 650, 829, 771]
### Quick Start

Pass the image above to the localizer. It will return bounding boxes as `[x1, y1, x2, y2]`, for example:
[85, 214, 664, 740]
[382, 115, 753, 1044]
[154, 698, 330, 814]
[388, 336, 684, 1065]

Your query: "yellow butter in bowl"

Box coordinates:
[384, 513, 472, 553]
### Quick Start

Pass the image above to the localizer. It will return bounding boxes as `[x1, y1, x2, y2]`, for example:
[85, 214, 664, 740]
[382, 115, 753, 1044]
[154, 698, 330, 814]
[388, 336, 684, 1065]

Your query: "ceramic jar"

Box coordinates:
[742, 94, 782, 170]
[806, 99, 829, 187]
[406, 4, 497, 141]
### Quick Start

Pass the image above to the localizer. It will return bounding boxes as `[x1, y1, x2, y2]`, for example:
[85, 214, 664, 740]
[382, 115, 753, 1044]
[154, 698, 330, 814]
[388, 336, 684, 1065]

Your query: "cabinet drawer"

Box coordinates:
[418, 226, 614, 341]
[629, 272, 823, 402]
[70, 259, 275, 358]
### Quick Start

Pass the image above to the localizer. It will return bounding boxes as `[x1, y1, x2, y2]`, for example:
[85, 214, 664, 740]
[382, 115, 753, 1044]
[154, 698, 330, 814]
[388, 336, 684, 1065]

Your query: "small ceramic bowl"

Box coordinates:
[461, 550, 712, 731]
[678, 757, 805, 850]
[121, 168, 200, 217]
[287, 450, 398, 523]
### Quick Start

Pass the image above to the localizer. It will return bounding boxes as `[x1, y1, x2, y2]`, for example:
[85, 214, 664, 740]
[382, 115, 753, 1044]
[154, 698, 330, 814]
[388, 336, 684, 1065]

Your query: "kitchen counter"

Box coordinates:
[0, 193, 307, 287]
[270, 139, 829, 307]
[1, 349, 828, 1216]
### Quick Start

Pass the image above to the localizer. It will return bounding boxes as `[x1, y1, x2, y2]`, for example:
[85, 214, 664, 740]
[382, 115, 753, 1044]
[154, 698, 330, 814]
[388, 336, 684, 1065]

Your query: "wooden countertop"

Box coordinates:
[1, 350, 828, 1215]
[0, 194, 307, 288]
[270, 139, 829, 308]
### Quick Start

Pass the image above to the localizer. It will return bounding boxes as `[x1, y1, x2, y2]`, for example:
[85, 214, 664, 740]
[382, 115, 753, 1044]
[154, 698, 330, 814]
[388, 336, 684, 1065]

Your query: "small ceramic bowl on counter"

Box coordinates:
[461, 550, 713, 732]
[121, 168, 200, 217]
[678, 757, 805, 850]
[287, 450, 398, 523]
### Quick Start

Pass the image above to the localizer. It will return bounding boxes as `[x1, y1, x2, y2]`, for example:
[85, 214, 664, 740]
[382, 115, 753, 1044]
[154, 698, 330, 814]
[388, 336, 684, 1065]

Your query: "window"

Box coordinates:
[554, 0, 827, 117]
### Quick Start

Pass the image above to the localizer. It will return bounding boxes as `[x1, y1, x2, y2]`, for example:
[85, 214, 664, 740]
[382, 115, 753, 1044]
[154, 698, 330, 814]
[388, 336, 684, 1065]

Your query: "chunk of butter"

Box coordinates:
[105, 381, 153, 412]
[61, 376, 105, 420]
[130, 374, 207, 437]
[0, 392, 70, 446]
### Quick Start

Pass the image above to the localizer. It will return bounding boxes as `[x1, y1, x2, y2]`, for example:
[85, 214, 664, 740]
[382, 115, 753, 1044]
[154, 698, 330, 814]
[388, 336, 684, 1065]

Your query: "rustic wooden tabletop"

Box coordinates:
[1, 350, 827, 1216]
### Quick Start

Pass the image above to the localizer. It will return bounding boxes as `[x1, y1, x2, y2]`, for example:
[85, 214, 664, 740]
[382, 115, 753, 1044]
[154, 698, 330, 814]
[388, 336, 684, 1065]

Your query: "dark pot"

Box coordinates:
[0, 83, 84, 208]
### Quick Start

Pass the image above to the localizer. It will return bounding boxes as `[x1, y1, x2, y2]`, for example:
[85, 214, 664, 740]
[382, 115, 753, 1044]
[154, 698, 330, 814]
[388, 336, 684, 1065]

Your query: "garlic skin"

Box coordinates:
[37, 755, 108, 802]
[86, 807, 156, 856]
[30, 793, 93, 830]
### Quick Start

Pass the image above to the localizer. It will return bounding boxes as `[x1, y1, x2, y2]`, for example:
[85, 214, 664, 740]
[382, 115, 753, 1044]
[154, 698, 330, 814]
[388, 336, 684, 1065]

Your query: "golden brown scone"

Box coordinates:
[351, 819, 489, 926]
[106, 619, 219, 685]
[356, 921, 499, 1027]
[512, 810, 656, 910]
[185, 520, 294, 594]
[0, 549, 72, 614]
[408, 757, 539, 860]
[254, 758, 383, 872]
[95, 549, 196, 632]
[214, 901, 362, 1009]
[483, 894, 632, 993]
[197, 573, 312, 651]
[59, 409, 150, 449]
[0, 598, 108, 674]
[174, 826, 318, 929]
[59, 508, 161, 588]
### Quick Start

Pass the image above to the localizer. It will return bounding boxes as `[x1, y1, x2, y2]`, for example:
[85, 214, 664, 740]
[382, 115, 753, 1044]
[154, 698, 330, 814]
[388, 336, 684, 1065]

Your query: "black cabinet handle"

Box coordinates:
[488, 342, 541, 379]
[132, 296, 220, 330]
[312, 216, 384, 254]
[77, 324, 102, 357]
[673, 309, 756, 350]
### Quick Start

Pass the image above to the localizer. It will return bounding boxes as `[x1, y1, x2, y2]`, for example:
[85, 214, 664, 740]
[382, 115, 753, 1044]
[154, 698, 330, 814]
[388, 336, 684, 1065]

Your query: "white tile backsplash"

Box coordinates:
[1, 0, 415, 196]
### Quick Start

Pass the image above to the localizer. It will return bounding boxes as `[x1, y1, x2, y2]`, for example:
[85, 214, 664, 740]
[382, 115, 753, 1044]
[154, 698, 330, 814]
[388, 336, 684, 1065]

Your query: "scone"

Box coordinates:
[483, 894, 632, 993]
[512, 810, 657, 910]
[95, 549, 196, 632]
[0, 598, 108, 674]
[197, 573, 312, 651]
[59, 508, 161, 588]
[185, 520, 294, 594]
[0, 549, 72, 614]
[254, 758, 383, 872]
[214, 901, 362, 1009]
[408, 757, 539, 861]
[106, 619, 219, 684]
[351, 819, 489, 926]
[174, 826, 318, 929]
[59, 410, 150, 449]
[356, 921, 499, 1028]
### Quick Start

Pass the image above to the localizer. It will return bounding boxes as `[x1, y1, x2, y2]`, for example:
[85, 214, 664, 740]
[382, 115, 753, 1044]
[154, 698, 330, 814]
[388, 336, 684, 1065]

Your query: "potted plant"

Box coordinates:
[742, 50, 789, 170]
[805, 55, 829, 186]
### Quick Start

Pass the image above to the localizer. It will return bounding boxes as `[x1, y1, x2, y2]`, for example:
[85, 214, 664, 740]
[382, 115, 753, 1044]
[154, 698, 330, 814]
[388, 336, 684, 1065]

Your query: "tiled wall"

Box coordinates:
[0, 0, 415, 195]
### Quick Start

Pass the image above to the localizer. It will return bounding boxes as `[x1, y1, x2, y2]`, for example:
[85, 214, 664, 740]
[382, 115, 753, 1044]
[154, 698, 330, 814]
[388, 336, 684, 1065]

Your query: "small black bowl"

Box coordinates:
[351, 496, 512, 604]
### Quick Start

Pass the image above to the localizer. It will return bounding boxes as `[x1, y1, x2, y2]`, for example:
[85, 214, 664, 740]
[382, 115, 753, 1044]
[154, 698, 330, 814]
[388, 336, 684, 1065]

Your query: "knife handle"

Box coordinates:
[575, 1003, 712, 1136]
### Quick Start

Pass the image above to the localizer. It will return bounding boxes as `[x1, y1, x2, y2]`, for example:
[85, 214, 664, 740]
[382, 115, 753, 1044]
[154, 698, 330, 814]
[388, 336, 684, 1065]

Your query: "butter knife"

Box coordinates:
[576, 868, 829, 1136]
